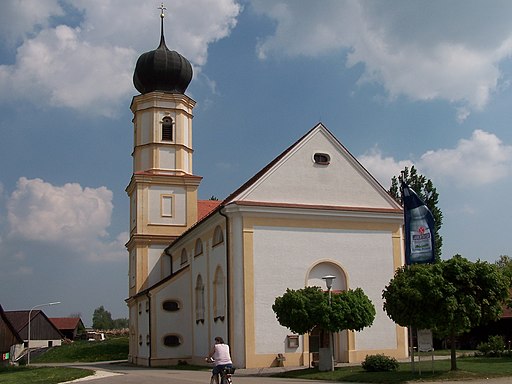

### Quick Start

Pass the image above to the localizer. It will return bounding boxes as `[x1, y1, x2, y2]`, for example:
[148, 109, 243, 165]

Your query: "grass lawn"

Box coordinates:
[32, 336, 128, 363]
[0, 366, 93, 384]
[0, 337, 128, 383]
[274, 356, 512, 383]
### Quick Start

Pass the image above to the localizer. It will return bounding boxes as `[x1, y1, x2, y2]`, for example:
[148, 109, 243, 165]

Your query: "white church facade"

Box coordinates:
[126, 9, 408, 369]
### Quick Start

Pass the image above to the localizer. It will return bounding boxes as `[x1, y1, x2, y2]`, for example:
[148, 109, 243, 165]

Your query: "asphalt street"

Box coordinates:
[57, 361, 512, 384]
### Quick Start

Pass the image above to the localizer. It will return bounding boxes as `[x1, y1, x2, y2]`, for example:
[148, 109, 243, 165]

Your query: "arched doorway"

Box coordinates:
[306, 262, 348, 364]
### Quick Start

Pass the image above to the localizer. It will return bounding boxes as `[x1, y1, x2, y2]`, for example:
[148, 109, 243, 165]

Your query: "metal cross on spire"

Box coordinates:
[158, 3, 167, 47]
[158, 3, 167, 19]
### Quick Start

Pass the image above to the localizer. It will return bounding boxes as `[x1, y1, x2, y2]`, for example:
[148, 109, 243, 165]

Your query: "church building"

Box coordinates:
[126, 8, 408, 368]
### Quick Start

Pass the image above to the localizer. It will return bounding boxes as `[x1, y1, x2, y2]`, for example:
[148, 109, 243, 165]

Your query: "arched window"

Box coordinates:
[213, 266, 225, 321]
[213, 226, 224, 246]
[162, 116, 173, 141]
[194, 239, 203, 257]
[195, 275, 205, 323]
[180, 248, 188, 265]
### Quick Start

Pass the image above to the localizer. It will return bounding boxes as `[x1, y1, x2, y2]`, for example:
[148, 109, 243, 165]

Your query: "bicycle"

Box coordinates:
[218, 365, 235, 384]
[206, 358, 235, 384]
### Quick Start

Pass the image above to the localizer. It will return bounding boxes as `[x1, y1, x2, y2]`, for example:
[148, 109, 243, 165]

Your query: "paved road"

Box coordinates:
[58, 361, 512, 384]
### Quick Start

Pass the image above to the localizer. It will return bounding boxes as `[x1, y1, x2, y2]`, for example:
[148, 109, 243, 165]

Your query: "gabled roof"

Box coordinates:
[49, 317, 83, 331]
[5, 310, 63, 336]
[0, 305, 23, 344]
[4, 310, 32, 332]
[224, 123, 402, 209]
[166, 122, 402, 250]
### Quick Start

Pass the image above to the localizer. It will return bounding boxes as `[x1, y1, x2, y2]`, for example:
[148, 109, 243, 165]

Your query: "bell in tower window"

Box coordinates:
[162, 116, 173, 141]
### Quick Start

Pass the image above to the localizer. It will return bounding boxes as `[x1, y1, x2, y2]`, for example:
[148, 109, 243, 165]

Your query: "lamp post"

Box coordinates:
[322, 275, 336, 371]
[27, 301, 61, 365]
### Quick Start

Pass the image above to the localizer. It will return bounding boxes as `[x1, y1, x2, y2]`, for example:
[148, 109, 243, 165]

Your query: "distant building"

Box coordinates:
[49, 317, 85, 340]
[0, 305, 22, 365]
[4, 310, 63, 349]
[126, 9, 407, 368]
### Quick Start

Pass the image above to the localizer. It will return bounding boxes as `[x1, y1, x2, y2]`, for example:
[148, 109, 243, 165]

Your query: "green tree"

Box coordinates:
[273, 286, 375, 334]
[495, 255, 512, 285]
[389, 165, 443, 262]
[92, 306, 114, 330]
[382, 255, 509, 370]
[273, 286, 375, 370]
[113, 318, 129, 329]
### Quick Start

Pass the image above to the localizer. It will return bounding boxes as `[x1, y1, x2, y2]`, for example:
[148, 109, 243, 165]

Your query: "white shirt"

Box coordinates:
[212, 343, 232, 365]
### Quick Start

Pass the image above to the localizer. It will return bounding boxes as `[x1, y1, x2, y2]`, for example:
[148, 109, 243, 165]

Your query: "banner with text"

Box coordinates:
[402, 182, 435, 264]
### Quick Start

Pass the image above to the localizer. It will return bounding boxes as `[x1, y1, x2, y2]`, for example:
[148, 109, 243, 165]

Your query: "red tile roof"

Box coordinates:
[198, 200, 221, 221]
[49, 317, 82, 330]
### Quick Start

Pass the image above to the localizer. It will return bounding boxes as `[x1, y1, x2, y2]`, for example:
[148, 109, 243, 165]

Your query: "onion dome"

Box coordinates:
[133, 7, 193, 95]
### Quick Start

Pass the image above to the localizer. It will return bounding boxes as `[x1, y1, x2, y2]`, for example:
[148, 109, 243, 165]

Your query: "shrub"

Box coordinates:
[361, 354, 399, 372]
[477, 335, 505, 357]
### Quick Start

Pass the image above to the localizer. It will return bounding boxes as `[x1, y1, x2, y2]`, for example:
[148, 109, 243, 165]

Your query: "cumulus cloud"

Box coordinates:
[0, 0, 63, 46]
[420, 130, 512, 186]
[0, 25, 135, 116]
[0, 0, 241, 116]
[358, 130, 512, 189]
[358, 147, 413, 188]
[6, 177, 125, 261]
[253, 0, 512, 118]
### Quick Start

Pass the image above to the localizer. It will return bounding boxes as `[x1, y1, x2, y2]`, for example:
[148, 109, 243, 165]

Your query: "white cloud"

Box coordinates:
[253, 0, 512, 117]
[359, 130, 512, 189]
[420, 130, 512, 186]
[0, 0, 63, 46]
[6, 177, 125, 261]
[0, 0, 241, 116]
[358, 147, 413, 188]
[0, 25, 135, 117]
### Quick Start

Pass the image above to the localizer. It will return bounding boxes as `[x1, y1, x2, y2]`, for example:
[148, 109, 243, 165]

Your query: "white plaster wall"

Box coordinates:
[140, 112, 152, 144]
[158, 147, 176, 170]
[138, 298, 150, 357]
[252, 226, 397, 354]
[147, 245, 165, 288]
[154, 271, 193, 358]
[240, 130, 394, 209]
[140, 147, 150, 171]
[148, 185, 186, 225]
[209, 240, 228, 342]
[191, 246, 209, 358]
[229, 215, 246, 367]
[129, 249, 136, 288]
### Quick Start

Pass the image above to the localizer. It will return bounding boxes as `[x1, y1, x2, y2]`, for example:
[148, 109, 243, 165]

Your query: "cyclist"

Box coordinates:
[207, 336, 233, 384]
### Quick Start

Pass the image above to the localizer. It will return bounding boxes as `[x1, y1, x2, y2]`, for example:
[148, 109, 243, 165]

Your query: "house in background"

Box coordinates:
[0, 305, 23, 366]
[49, 317, 85, 340]
[5, 310, 63, 351]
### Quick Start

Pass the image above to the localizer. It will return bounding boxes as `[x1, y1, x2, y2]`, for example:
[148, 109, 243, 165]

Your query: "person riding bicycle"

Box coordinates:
[207, 336, 233, 384]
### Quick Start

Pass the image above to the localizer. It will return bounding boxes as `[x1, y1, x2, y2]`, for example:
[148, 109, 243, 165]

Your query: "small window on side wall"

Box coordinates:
[163, 334, 182, 347]
[180, 249, 188, 265]
[194, 239, 203, 257]
[213, 226, 224, 246]
[313, 152, 330, 165]
[162, 300, 180, 312]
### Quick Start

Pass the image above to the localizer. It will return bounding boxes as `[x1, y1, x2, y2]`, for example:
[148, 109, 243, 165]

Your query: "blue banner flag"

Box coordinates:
[401, 182, 435, 264]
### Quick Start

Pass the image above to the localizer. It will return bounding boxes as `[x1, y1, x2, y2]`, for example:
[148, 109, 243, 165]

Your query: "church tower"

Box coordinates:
[126, 5, 201, 296]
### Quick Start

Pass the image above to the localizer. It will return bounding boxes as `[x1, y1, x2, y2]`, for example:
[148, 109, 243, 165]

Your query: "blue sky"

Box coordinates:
[1, 0, 512, 325]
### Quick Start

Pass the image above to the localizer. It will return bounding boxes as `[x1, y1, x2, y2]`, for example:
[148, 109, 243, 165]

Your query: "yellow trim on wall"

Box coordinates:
[239, 214, 405, 367]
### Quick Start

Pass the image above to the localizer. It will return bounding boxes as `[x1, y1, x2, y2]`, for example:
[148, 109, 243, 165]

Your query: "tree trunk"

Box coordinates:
[449, 330, 457, 371]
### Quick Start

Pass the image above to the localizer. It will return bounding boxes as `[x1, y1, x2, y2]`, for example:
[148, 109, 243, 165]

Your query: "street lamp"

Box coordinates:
[27, 301, 61, 365]
[322, 275, 336, 371]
